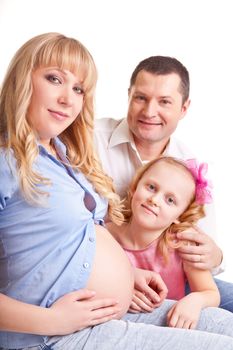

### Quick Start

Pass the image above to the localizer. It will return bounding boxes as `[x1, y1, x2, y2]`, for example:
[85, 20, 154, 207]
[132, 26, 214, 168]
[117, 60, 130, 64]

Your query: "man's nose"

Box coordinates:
[143, 100, 158, 118]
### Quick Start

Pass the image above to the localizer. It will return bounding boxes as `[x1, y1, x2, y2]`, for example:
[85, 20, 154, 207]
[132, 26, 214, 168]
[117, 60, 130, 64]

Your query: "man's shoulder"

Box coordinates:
[95, 117, 124, 133]
[166, 136, 197, 159]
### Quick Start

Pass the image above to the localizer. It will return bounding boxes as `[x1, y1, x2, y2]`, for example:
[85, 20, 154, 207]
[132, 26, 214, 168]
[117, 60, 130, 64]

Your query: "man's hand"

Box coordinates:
[129, 268, 168, 313]
[176, 226, 223, 270]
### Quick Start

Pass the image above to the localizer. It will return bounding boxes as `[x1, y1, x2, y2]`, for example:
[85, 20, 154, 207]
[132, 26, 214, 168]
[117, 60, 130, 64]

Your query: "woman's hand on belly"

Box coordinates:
[49, 289, 121, 335]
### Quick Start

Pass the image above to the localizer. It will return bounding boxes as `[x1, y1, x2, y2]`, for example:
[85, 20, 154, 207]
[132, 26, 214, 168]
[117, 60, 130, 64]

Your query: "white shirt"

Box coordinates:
[94, 117, 224, 274]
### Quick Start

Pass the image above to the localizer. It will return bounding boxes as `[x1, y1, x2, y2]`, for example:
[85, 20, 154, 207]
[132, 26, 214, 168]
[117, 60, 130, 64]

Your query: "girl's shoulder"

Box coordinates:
[106, 221, 126, 245]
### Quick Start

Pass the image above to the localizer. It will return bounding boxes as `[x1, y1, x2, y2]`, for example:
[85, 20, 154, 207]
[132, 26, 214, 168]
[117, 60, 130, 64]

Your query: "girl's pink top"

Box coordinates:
[123, 240, 186, 300]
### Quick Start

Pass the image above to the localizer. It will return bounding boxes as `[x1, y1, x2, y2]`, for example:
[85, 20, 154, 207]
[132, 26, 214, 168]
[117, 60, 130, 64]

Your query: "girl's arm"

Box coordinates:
[183, 262, 220, 308]
[167, 264, 220, 329]
[0, 291, 120, 335]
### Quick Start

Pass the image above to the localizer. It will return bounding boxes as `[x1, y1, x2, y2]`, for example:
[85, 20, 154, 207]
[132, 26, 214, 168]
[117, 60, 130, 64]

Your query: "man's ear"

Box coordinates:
[180, 99, 191, 120]
[128, 87, 132, 101]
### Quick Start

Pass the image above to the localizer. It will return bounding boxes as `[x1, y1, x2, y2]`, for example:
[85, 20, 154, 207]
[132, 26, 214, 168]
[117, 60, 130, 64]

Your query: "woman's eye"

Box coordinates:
[73, 86, 84, 95]
[46, 74, 61, 84]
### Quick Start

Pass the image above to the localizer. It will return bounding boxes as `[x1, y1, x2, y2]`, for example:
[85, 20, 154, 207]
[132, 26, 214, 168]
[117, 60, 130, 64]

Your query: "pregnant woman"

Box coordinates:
[1, 32, 233, 350]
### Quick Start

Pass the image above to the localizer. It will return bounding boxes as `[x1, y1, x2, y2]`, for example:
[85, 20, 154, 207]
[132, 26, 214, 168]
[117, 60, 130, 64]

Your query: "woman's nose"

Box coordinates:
[58, 88, 73, 106]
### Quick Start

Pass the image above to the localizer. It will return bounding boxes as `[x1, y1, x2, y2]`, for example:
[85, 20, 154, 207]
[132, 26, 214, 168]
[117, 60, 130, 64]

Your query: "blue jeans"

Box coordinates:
[44, 300, 233, 349]
[2, 300, 233, 349]
[215, 278, 233, 312]
[185, 278, 233, 312]
[0, 346, 52, 350]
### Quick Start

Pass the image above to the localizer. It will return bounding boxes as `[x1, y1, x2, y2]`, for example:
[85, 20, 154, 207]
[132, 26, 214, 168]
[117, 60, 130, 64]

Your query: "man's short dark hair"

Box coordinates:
[129, 56, 190, 104]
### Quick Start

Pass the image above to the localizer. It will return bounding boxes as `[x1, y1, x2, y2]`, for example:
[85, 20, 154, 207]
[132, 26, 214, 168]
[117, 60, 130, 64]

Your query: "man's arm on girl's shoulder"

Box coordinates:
[176, 225, 223, 272]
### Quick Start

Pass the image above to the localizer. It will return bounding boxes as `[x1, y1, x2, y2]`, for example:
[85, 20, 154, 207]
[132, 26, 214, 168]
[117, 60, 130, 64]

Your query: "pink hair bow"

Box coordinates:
[185, 159, 213, 205]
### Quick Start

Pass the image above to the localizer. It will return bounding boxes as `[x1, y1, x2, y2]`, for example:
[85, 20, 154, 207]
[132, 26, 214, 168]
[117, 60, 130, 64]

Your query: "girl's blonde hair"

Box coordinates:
[124, 156, 205, 263]
[0, 32, 123, 224]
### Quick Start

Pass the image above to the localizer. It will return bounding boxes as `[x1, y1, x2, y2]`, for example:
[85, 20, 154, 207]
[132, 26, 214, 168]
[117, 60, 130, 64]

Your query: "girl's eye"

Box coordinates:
[147, 184, 156, 191]
[73, 86, 84, 95]
[167, 197, 175, 205]
[46, 74, 61, 84]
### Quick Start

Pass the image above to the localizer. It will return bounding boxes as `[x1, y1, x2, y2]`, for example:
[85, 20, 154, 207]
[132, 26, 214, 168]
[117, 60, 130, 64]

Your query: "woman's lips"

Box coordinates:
[48, 109, 69, 121]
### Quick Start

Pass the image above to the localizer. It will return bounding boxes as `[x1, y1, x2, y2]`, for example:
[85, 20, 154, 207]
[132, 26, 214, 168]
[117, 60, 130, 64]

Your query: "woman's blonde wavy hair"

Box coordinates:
[123, 156, 205, 264]
[0, 32, 123, 224]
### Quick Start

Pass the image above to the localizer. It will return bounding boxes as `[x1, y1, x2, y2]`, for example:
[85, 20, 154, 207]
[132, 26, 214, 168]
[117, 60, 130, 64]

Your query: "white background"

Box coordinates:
[0, 0, 232, 282]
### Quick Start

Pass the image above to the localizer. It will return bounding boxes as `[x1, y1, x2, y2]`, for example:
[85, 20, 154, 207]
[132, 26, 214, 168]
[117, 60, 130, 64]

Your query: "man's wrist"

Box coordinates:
[215, 248, 223, 268]
[212, 250, 225, 276]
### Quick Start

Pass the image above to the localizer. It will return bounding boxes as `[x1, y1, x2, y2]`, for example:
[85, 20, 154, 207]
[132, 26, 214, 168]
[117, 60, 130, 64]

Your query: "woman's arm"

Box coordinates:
[167, 264, 220, 329]
[0, 290, 120, 335]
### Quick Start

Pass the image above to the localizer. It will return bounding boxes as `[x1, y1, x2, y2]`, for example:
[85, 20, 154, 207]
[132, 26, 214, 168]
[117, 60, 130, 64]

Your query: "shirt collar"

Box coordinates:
[108, 118, 173, 158]
[109, 118, 135, 148]
[38, 137, 67, 156]
[163, 137, 174, 155]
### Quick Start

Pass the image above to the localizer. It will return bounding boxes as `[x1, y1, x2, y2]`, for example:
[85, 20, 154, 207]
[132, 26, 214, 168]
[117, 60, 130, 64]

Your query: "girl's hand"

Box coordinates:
[167, 293, 203, 329]
[49, 289, 121, 335]
[129, 268, 168, 313]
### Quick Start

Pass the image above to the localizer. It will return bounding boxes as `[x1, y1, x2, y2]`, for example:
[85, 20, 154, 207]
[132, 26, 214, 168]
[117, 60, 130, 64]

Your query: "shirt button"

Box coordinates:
[83, 262, 89, 269]
[89, 237, 95, 242]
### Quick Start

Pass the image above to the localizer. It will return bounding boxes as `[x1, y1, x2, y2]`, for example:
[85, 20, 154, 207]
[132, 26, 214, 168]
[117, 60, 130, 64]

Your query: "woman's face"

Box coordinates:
[27, 66, 85, 147]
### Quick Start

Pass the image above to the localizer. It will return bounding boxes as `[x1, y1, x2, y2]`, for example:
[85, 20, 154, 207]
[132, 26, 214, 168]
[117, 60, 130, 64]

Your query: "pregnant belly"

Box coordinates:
[86, 225, 134, 318]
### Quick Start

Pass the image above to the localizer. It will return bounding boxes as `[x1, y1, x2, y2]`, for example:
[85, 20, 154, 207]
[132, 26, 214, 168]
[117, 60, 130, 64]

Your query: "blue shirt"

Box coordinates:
[0, 138, 108, 348]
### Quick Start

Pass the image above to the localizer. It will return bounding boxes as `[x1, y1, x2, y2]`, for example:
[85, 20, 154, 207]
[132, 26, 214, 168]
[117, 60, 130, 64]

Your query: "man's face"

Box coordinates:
[127, 71, 190, 146]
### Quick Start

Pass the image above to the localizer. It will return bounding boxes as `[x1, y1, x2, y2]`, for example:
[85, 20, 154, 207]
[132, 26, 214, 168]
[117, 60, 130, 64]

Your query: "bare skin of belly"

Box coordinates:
[86, 225, 134, 318]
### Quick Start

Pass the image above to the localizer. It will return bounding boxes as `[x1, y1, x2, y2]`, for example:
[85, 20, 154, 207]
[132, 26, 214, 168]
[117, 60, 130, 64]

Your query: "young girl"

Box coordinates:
[1, 33, 233, 350]
[107, 156, 220, 330]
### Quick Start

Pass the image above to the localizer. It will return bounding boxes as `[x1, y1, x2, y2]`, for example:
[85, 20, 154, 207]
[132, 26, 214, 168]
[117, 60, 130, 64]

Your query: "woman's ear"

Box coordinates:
[173, 219, 180, 224]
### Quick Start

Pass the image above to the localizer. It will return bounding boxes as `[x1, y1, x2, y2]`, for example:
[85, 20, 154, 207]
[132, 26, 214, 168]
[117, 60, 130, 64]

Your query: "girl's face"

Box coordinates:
[27, 66, 85, 147]
[131, 161, 195, 232]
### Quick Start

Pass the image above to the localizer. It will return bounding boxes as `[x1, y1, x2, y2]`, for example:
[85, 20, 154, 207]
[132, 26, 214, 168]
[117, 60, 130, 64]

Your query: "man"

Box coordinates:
[95, 56, 233, 312]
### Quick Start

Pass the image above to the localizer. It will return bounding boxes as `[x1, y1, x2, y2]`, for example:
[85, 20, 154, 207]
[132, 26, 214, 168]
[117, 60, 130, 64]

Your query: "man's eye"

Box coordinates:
[135, 95, 146, 101]
[161, 99, 171, 105]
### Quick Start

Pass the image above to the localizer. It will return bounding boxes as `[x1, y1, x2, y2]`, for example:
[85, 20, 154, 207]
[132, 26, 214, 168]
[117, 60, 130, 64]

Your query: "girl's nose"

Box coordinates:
[148, 194, 160, 206]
